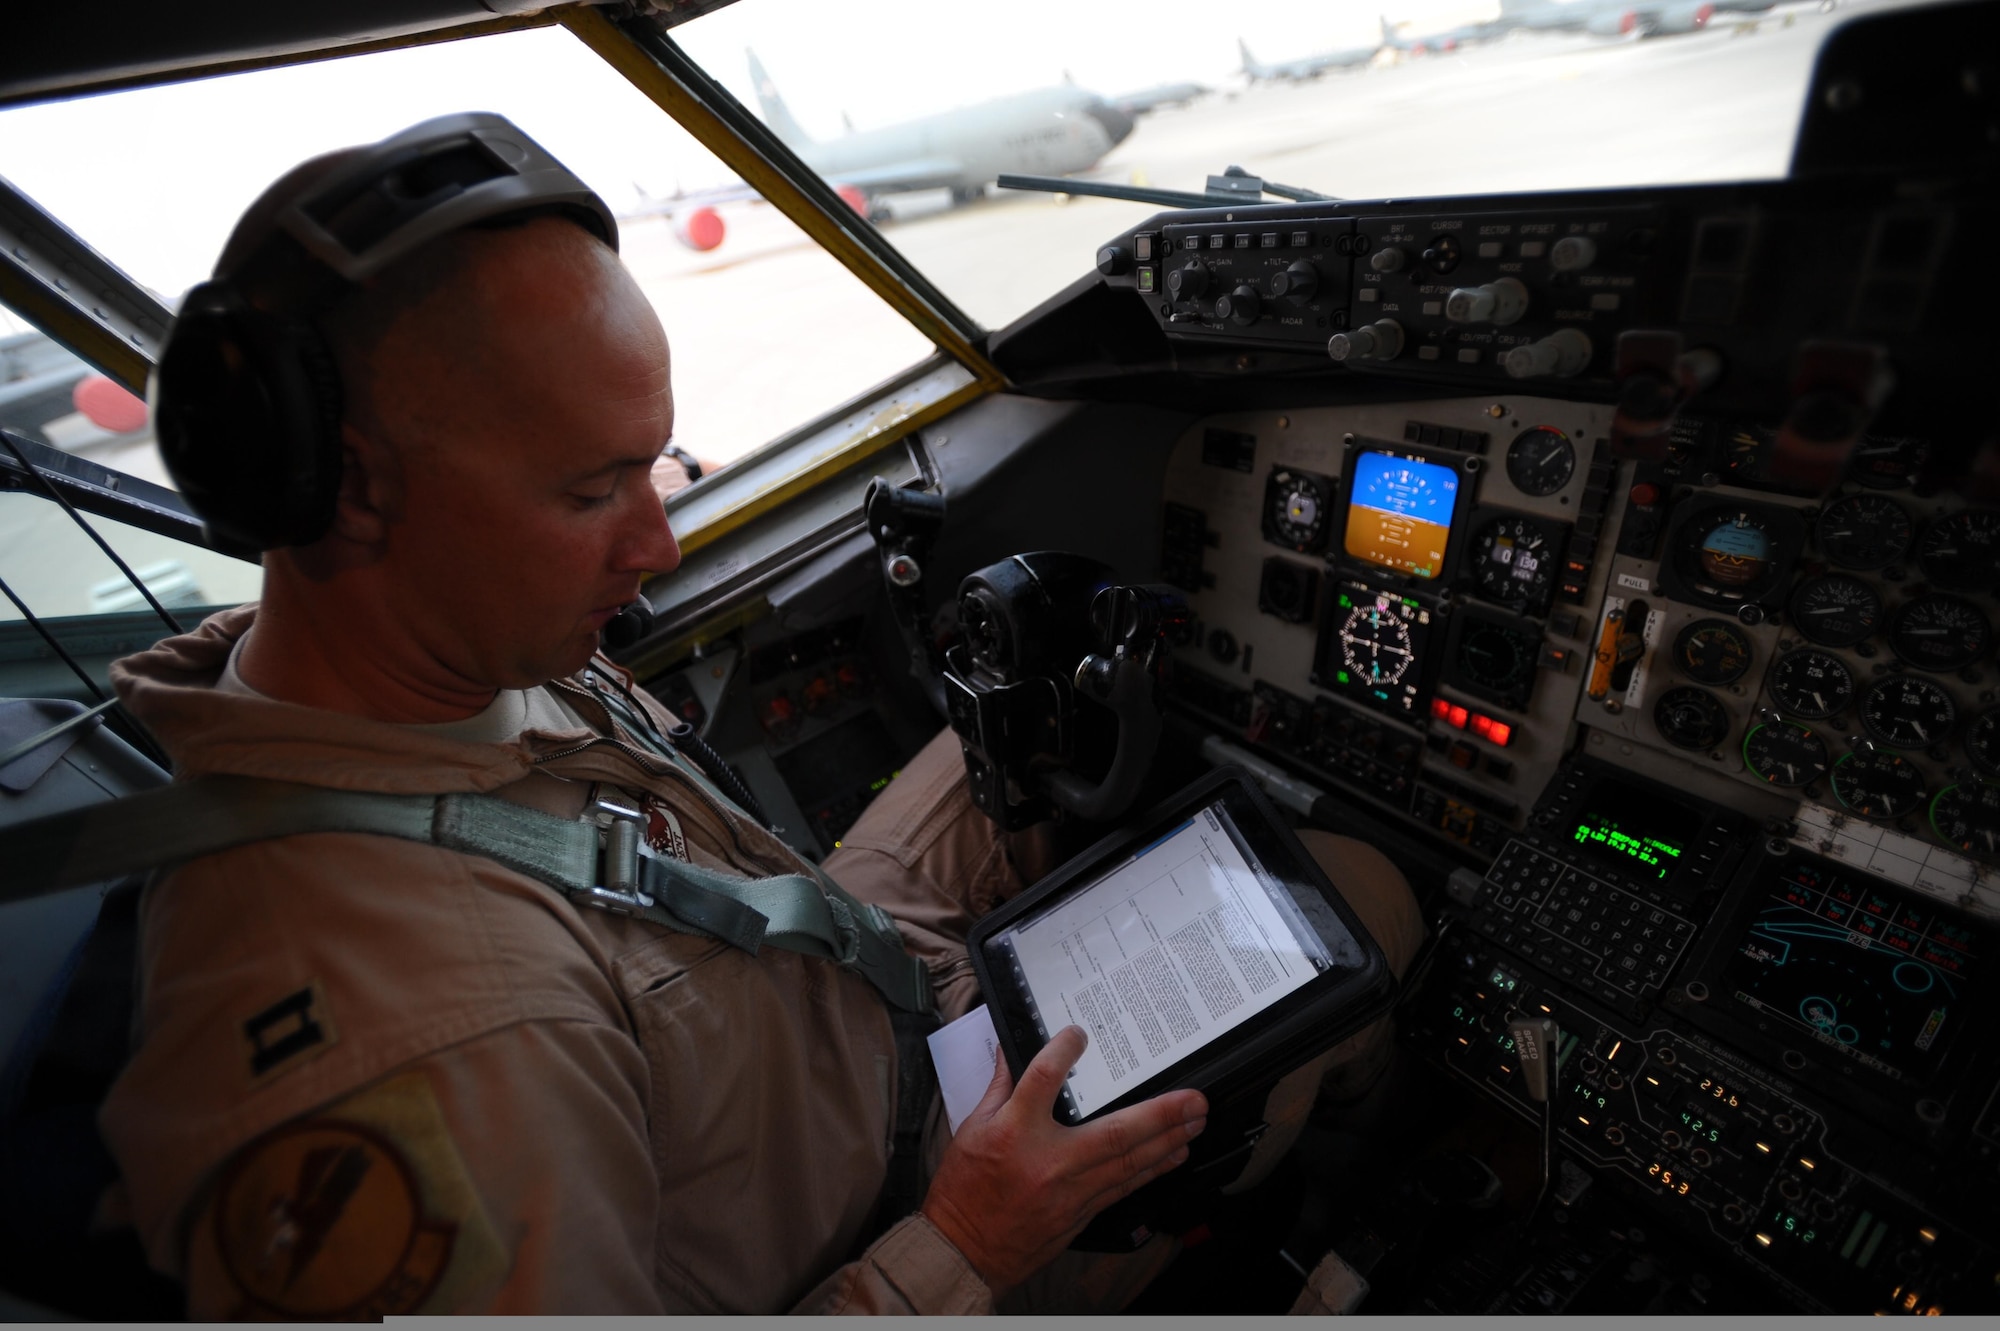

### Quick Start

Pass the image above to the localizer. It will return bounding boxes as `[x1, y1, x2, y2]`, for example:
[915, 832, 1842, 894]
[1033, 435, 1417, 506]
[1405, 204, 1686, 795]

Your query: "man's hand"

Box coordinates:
[920, 1026, 1207, 1293]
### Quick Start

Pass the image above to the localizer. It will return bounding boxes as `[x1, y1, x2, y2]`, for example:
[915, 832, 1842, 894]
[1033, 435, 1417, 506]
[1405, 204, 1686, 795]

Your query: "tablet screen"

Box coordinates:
[984, 800, 1335, 1121]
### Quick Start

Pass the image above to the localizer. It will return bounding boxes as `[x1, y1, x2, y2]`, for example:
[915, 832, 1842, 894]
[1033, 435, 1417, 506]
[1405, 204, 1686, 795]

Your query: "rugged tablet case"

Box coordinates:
[967, 765, 1397, 1129]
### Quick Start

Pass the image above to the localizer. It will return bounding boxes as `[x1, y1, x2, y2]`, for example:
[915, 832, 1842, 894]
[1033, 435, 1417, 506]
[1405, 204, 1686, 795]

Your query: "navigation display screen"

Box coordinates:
[984, 801, 1333, 1121]
[1343, 450, 1461, 579]
[1569, 779, 1706, 889]
[1317, 578, 1438, 721]
[1723, 855, 1982, 1084]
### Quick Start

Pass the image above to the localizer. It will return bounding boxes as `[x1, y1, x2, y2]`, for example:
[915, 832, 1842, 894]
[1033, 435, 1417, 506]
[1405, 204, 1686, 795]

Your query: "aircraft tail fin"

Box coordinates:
[746, 49, 813, 148]
[1380, 15, 1398, 43]
[1238, 37, 1261, 76]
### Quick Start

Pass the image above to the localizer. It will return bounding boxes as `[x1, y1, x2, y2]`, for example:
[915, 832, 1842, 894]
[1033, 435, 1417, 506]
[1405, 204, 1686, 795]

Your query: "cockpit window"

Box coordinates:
[4, 297, 260, 620]
[672, 0, 1854, 330]
[0, 26, 933, 491]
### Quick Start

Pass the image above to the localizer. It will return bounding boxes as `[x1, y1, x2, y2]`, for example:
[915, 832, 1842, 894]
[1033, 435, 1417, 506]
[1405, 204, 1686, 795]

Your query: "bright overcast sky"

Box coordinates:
[0, 0, 1497, 302]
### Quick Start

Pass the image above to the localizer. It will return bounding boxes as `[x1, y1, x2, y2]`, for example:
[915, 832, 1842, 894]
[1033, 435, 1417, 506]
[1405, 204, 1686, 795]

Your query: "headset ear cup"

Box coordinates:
[155, 282, 344, 552]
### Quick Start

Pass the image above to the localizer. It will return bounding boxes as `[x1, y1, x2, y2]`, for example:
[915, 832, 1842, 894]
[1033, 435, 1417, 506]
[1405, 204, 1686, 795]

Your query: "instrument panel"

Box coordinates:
[1152, 393, 2000, 1312]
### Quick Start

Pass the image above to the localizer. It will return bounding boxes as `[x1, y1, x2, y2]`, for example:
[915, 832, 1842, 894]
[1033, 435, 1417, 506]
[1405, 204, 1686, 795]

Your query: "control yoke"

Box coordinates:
[931, 551, 1191, 830]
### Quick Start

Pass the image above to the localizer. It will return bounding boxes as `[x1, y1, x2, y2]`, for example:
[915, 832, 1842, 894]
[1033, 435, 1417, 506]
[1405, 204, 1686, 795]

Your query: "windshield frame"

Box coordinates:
[0, 4, 1004, 562]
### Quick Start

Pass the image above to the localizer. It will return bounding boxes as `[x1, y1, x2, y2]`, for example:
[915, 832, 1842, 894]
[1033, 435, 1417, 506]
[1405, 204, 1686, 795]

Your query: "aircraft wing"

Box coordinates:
[825, 156, 966, 195]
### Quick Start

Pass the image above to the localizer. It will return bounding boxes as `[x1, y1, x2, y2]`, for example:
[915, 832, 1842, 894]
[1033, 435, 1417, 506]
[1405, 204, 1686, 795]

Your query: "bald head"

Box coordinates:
[320, 216, 667, 463]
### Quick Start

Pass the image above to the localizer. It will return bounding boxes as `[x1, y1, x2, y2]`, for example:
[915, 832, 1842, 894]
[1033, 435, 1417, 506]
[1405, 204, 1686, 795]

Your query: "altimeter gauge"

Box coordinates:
[1469, 512, 1563, 615]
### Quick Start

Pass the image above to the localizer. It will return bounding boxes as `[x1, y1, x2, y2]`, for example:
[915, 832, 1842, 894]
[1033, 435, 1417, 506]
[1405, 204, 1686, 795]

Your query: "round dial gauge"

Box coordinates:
[1653, 686, 1730, 751]
[1505, 427, 1576, 497]
[1966, 709, 2000, 777]
[1930, 782, 2000, 861]
[1831, 750, 1927, 821]
[1846, 435, 1929, 490]
[1816, 493, 1912, 570]
[1673, 618, 1754, 685]
[1456, 619, 1538, 698]
[1470, 513, 1561, 612]
[1266, 468, 1332, 552]
[1743, 721, 1829, 788]
[1768, 649, 1854, 720]
[1339, 602, 1415, 686]
[1916, 510, 2000, 591]
[1887, 594, 1992, 673]
[1789, 574, 1881, 648]
[1859, 674, 1957, 750]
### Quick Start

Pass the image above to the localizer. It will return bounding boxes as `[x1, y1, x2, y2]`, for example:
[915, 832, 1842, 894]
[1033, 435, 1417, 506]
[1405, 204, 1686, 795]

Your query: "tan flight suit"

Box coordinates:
[99, 605, 1423, 1317]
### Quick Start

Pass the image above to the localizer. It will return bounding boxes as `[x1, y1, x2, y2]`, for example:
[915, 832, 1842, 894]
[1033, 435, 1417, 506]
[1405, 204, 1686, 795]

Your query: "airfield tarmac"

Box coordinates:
[620, 0, 1871, 472]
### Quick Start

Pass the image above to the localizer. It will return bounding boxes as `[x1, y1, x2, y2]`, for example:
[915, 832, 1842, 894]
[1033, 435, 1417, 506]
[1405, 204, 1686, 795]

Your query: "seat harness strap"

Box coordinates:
[0, 773, 933, 1015]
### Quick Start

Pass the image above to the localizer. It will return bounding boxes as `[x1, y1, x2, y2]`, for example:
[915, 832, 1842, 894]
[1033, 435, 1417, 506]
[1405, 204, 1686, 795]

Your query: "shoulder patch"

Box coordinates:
[243, 980, 338, 1084]
[209, 1071, 508, 1318]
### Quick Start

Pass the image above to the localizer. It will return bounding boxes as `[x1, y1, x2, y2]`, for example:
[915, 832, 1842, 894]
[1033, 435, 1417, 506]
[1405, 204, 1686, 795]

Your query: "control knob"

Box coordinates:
[1269, 260, 1319, 303]
[1166, 261, 1211, 301]
[1215, 284, 1262, 326]
[1502, 328, 1593, 379]
[1369, 247, 1405, 273]
[1095, 244, 1132, 277]
[1445, 276, 1529, 325]
[1327, 318, 1406, 363]
[1550, 235, 1598, 272]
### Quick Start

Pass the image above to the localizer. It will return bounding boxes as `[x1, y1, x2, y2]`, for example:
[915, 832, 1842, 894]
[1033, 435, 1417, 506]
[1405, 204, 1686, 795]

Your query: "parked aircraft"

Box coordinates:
[1236, 36, 1381, 83]
[1111, 81, 1210, 117]
[749, 50, 1134, 210]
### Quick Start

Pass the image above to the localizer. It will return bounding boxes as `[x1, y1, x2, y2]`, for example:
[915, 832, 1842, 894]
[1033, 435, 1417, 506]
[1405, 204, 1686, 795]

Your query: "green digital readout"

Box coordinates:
[1572, 814, 1684, 881]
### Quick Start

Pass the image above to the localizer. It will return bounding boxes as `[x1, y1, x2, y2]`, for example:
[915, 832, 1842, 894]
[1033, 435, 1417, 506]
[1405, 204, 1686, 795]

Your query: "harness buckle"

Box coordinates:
[583, 792, 652, 915]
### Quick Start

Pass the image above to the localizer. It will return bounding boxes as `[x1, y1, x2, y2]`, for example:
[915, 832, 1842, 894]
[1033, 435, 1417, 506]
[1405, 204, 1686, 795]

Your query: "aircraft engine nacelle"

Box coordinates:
[1587, 7, 1639, 35]
[673, 206, 726, 252]
[1643, 0, 1713, 34]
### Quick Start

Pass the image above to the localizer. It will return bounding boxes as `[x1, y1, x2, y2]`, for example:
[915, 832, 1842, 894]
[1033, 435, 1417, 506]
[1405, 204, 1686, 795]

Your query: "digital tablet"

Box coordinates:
[968, 767, 1396, 1126]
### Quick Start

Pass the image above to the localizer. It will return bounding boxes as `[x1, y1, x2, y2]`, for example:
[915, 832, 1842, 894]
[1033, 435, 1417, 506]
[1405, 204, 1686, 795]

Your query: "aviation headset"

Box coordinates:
[152, 112, 620, 553]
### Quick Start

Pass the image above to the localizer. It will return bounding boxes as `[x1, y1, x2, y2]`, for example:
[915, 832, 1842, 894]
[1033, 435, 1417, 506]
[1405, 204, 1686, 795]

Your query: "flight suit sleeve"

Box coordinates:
[177, 1019, 663, 1318]
[792, 1213, 993, 1315]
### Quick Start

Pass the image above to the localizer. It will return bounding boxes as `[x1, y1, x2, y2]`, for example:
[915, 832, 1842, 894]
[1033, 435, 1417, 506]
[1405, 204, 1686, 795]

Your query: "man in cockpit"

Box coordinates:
[97, 116, 1423, 1316]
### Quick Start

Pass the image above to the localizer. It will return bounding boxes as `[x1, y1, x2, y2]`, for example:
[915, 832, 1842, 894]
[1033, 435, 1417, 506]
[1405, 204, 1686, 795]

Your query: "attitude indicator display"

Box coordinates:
[1343, 450, 1461, 580]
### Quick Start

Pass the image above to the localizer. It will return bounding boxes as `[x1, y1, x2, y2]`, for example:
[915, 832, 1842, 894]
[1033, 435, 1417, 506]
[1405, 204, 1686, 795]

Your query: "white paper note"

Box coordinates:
[928, 1002, 1001, 1135]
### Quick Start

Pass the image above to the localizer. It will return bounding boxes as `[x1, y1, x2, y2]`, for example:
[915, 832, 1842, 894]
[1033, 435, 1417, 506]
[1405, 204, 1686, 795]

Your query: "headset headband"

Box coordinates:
[266, 112, 618, 288]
